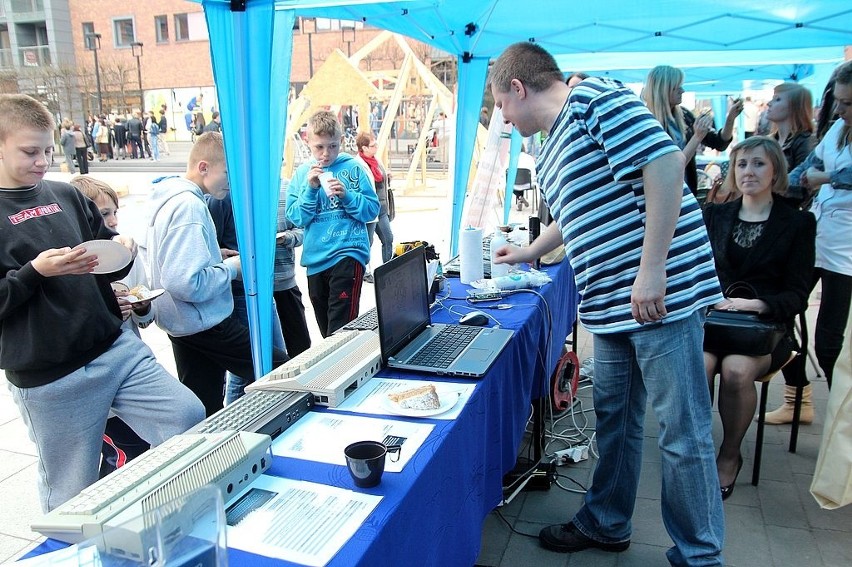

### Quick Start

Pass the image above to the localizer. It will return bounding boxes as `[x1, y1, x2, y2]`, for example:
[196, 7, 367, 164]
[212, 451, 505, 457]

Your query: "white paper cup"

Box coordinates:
[319, 172, 335, 196]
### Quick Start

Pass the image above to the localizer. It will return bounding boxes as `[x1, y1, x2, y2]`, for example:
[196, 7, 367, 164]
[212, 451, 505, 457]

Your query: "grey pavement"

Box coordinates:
[1, 164, 851, 565]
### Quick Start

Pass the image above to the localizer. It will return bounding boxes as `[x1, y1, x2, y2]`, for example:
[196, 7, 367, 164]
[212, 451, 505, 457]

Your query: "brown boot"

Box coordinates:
[763, 384, 813, 425]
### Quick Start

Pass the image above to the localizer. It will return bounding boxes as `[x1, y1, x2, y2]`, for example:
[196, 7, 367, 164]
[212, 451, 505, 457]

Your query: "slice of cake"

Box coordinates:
[127, 285, 151, 301]
[388, 384, 440, 410]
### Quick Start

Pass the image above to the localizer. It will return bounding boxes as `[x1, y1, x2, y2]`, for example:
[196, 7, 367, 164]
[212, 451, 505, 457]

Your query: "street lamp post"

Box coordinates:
[341, 27, 356, 57]
[301, 17, 317, 78]
[86, 33, 102, 115]
[131, 41, 144, 112]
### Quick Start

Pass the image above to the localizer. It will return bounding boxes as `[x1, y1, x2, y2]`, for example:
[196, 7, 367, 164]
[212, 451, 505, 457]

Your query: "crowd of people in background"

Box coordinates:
[57, 106, 173, 171]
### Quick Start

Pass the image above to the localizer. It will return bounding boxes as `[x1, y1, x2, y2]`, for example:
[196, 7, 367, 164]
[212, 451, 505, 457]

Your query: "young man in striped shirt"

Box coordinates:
[492, 43, 725, 566]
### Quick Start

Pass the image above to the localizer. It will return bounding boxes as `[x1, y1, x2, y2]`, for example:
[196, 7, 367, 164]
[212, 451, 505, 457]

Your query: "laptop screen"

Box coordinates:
[374, 246, 431, 362]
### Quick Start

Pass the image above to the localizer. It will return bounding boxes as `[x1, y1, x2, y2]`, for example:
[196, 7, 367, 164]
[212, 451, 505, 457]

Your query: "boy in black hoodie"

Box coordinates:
[0, 94, 204, 512]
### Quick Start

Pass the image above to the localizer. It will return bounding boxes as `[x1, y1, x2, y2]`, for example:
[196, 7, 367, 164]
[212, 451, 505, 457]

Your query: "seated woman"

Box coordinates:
[703, 136, 815, 500]
[643, 65, 743, 195]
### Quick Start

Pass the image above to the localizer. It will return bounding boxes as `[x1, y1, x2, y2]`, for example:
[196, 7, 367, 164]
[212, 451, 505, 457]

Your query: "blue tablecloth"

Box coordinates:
[27, 260, 577, 567]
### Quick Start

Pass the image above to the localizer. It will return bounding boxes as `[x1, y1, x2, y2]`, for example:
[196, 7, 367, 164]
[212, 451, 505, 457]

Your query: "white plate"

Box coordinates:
[125, 288, 165, 304]
[381, 390, 461, 418]
[74, 240, 132, 274]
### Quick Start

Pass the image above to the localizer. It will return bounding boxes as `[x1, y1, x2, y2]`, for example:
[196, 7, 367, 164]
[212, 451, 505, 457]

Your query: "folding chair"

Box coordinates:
[709, 310, 808, 486]
[752, 310, 809, 485]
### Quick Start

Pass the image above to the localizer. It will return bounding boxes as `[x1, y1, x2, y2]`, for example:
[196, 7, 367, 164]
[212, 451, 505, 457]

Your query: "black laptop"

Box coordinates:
[374, 246, 513, 378]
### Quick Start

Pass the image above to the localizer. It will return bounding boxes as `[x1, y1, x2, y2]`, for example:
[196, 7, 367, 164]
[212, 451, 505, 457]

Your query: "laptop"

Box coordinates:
[374, 246, 514, 377]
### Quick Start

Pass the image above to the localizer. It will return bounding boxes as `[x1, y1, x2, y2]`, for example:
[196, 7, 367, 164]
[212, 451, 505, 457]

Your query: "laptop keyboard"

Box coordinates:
[407, 326, 481, 368]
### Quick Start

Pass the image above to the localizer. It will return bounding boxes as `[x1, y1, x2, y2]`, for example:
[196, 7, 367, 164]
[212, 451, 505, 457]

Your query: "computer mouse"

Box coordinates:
[460, 310, 489, 326]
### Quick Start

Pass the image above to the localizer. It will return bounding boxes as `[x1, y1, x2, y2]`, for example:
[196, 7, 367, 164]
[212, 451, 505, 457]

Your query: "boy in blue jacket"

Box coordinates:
[287, 110, 379, 336]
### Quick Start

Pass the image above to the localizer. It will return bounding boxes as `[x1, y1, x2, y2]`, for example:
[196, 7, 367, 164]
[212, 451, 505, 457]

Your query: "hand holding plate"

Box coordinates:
[31, 247, 98, 277]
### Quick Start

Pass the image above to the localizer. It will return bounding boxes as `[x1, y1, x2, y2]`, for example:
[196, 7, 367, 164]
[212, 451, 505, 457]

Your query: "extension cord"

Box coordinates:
[553, 445, 589, 466]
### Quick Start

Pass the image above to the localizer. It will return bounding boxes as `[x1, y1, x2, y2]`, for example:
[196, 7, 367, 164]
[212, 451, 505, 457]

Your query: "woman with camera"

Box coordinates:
[703, 136, 815, 500]
[643, 65, 744, 195]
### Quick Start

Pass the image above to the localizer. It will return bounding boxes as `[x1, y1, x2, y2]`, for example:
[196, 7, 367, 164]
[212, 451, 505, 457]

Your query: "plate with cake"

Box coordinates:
[124, 285, 165, 304]
[382, 384, 460, 417]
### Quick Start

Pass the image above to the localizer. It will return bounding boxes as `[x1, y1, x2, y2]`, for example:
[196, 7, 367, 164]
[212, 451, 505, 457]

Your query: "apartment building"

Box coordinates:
[1, 1, 443, 135]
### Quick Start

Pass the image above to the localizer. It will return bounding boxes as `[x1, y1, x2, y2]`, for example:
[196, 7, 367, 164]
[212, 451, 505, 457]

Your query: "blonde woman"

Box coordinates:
[703, 137, 815, 499]
[643, 65, 743, 195]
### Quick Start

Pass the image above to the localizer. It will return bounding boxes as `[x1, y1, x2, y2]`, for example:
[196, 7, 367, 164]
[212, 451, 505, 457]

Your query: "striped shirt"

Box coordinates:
[538, 78, 722, 333]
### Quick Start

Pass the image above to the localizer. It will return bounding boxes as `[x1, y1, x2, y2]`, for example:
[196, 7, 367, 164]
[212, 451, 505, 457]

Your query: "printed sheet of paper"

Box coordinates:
[227, 475, 380, 566]
[332, 377, 475, 420]
[272, 412, 433, 472]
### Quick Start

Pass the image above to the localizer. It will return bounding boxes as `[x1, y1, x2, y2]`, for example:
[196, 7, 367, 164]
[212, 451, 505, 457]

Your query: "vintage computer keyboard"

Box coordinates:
[189, 389, 313, 439]
[341, 307, 379, 331]
[247, 330, 381, 406]
[33, 431, 271, 552]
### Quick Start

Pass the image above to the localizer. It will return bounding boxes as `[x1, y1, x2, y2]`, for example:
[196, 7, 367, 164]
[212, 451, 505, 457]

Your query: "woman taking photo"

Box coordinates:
[703, 136, 815, 500]
[643, 65, 744, 195]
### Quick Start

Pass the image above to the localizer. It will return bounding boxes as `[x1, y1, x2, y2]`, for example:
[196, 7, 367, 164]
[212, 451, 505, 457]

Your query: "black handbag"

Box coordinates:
[387, 186, 396, 221]
[703, 282, 786, 356]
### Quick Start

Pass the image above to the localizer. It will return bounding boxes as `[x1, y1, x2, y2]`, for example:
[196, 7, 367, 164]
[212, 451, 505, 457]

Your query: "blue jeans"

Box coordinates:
[366, 212, 394, 264]
[225, 288, 287, 405]
[150, 134, 160, 160]
[573, 309, 724, 566]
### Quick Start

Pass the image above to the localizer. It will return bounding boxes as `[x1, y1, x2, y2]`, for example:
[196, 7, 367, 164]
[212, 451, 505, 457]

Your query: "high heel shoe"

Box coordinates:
[720, 455, 744, 501]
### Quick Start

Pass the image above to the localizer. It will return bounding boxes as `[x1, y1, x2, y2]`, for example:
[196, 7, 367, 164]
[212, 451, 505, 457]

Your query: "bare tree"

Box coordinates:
[376, 41, 404, 69]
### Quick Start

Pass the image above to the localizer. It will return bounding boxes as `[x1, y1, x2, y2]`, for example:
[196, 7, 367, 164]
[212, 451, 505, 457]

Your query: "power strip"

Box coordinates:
[552, 445, 589, 466]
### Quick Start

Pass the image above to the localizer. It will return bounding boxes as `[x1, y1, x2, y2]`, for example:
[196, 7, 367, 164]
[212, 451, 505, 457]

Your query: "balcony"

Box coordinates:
[18, 44, 50, 67]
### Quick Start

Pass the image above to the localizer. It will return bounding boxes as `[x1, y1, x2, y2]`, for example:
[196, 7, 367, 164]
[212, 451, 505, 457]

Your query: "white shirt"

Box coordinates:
[811, 120, 852, 275]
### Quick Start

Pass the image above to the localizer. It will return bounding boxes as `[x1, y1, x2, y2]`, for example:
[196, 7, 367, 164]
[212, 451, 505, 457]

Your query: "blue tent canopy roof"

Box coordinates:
[197, 1, 852, 57]
[191, 0, 849, 375]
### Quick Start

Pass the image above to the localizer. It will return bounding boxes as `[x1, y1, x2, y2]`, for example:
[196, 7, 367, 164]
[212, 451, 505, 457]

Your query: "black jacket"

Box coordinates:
[780, 131, 816, 172]
[683, 108, 734, 195]
[703, 199, 815, 323]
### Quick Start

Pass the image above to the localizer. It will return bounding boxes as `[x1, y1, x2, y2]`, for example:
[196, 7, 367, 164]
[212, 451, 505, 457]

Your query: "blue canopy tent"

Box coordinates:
[190, 0, 851, 376]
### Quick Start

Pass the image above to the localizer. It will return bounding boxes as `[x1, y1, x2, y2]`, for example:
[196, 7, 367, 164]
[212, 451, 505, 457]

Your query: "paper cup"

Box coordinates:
[319, 172, 335, 196]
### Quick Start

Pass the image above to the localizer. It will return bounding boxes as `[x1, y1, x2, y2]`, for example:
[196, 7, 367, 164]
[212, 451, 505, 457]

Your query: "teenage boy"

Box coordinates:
[144, 131, 287, 415]
[287, 110, 379, 336]
[0, 94, 204, 512]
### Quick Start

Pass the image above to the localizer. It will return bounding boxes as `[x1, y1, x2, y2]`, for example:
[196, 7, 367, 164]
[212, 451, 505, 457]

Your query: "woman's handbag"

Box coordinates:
[387, 186, 396, 221]
[703, 282, 786, 356]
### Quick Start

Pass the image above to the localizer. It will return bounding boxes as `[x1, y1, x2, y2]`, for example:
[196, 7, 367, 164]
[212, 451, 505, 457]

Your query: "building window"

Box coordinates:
[82, 21, 95, 49]
[173, 13, 208, 42]
[155, 15, 169, 43]
[113, 17, 135, 48]
[174, 14, 189, 41]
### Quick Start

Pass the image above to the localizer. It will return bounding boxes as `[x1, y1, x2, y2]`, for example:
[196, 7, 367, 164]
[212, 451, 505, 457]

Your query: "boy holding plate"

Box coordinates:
[0, 94, 204, 512]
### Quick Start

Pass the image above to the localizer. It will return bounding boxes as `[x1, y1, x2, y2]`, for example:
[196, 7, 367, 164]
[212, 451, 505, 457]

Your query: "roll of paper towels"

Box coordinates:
[460, 226, 484, 284]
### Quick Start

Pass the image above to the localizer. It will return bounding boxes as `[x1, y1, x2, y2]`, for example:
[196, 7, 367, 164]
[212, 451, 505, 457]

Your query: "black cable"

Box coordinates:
[555, 473, 587, 492]
[493, 509, 539, 539]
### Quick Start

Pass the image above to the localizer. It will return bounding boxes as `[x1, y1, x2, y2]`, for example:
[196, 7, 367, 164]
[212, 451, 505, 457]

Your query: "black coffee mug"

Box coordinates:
[344, 441, 402, 488]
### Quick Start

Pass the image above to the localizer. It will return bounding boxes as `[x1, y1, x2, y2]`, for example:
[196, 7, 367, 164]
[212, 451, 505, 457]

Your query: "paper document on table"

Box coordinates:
[227, 475, 380, 566]
[332, 377, 475, 420]
[272, 412, 433, 471]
